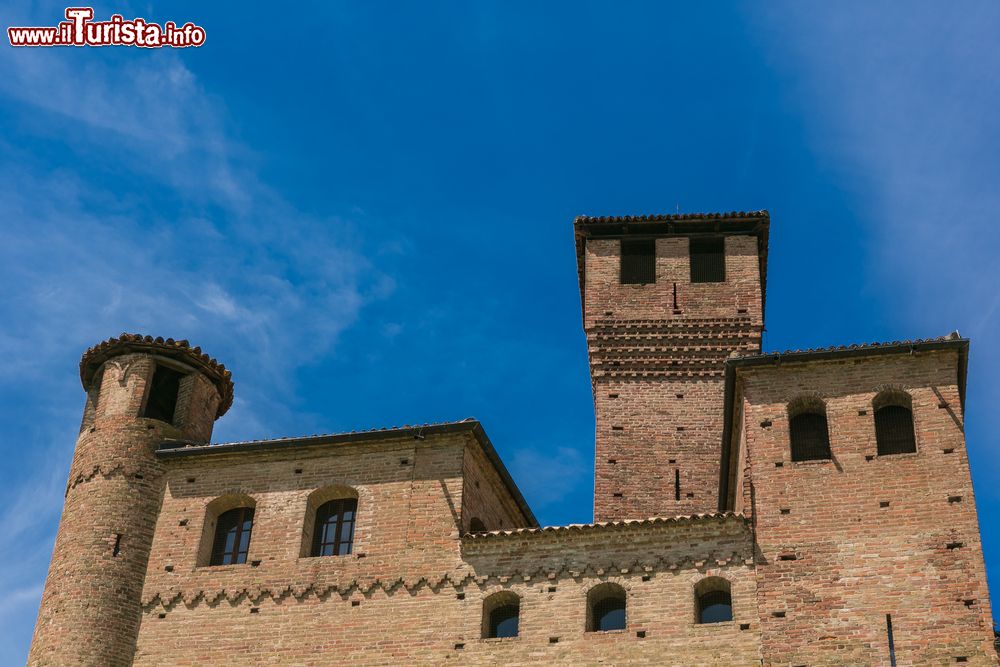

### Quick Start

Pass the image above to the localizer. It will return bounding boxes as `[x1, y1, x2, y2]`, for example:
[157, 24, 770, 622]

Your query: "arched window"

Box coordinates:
[300, 486, 360, 558]
[587, 583, 626, 632]
[788, 398, 832, 461]
[695, 577, 733, 624]
[874, 391, 916, 455]
[482, 592, 520, 639]
[209, 507, 254, 566]
[469, 517, 487, 533]
[311, 498, 357, 557]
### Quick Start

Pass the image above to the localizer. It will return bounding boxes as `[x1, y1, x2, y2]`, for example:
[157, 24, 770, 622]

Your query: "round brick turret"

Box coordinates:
[28, 335, 233, 667]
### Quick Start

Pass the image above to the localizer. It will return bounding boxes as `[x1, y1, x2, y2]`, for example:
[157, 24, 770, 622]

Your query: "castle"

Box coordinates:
[28, 211, 997, 665]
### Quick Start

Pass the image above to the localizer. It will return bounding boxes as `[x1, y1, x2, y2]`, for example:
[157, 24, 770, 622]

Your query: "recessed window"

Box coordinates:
[873, 390, 916, 455]
[587, 583, 626, 632]
[311, 498, 357, 557]
[210, 507, 254, 566]
[690, 237, 725, 283]
[469, 517, 487, 533]
[620, 239, 655, 284]
[143, 364, 185, 424]
[482, 592, 520, 639]
[695, 577, 733, 624]
[789, 411, 832, 461]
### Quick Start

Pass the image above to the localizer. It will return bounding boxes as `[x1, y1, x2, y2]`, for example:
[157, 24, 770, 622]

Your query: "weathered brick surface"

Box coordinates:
[28, 212, 999, 666]
[135, 493, 758, 666]
[734, 351, 996, 665]
[584, 235, 763, 520]
[29, 353, 221, 667]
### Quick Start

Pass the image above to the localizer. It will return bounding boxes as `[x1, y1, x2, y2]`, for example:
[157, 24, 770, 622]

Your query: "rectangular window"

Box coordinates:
[620, 239, 655, 284]
[690, 237, 725, 283]
[143, 364, 184, 424]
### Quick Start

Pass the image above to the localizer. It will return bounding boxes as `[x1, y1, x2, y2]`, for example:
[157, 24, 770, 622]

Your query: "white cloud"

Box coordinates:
[0, 24, 391, 663]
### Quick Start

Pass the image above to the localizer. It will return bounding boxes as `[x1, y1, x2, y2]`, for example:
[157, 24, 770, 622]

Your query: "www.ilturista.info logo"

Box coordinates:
[8, 7, 205, 47]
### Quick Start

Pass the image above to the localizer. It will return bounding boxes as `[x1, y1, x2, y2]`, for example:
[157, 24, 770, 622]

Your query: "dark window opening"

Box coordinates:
[469, 517, 487, 534]
[143, 364, 185, 424]
[488, 603, 519, 638]
[789, 412, 832, 461]
[588, 584, 626, 632]
[210, 507, 254, 566]
[620, 239, 655, 284]
[875, 405, 916, 455]
[689, 237, 725, 283]
[698, 590, 733, 624]
[482, 593, 520, 639]
[311, 498, 357, 557]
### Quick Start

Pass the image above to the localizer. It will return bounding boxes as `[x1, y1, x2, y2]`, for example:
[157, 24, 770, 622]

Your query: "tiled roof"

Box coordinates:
[718, 332, 970, 511]
[572, 210, 771, 318]
[729, 332, 964, 363]
[80, 333, 234, 417]
[575, 210, 768, 224]
[190, 418, 480, 449]
[463, 511, 743, 540]
[156, 418, 539, 528]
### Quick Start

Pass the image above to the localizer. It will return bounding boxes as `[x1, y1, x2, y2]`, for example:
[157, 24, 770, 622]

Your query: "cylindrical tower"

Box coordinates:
[28, 334, 233, 667]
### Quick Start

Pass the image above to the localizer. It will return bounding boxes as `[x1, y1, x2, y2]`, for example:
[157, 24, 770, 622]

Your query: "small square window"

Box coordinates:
[620, 239, 655, 284]
[690, 238, 725, 283]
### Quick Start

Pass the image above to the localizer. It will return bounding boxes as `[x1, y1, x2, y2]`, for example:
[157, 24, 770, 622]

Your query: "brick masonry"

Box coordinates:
[733, 350, 996, 665]
[27, 211, 998, 665]
[584, 233, 763, 520]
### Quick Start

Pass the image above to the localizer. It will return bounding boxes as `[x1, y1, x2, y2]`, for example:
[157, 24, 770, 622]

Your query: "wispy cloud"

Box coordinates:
[749, 0, 1000, 585]
[0, 28, 389, 665]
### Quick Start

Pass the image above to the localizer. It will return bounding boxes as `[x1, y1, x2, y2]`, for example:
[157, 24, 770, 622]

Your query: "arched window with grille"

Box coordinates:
[209, 506, 255, 566]
[311, 497, 357, 557]
[874, 391, 916, 455]
[788, 398, 832, 462]
[695, 577, 733, 624]
[482, 592, 520, 639]
[587, 583, 627, 632]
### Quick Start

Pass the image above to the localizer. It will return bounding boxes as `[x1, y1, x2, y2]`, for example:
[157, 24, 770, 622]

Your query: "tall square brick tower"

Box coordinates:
[575, 212, 768, 520]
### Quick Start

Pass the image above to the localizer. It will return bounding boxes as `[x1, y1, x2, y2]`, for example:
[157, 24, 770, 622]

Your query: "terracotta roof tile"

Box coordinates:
[574, 210, 768, 224]
[80, 333, 234, 417]
[731, 332, 963, 361]
[463, 511, 743, 540]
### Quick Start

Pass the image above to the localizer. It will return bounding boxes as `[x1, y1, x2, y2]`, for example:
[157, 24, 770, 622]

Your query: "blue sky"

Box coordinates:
[2, 1, 998, 662]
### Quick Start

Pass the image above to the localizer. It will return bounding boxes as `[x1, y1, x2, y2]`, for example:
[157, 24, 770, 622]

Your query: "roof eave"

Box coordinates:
[717, 336, 970, 511]
[573, 211, 770, 324]
[156, 419, 539, 528]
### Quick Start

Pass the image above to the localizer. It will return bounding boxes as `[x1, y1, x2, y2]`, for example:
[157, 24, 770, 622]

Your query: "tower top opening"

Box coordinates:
[79, 333, 234, 417]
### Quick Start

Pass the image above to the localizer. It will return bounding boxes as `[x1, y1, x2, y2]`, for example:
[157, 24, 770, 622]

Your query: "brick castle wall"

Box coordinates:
[736, 351, 996, 665]
[135, 435, 758, 667]
[29, 353, 221, 667]
[584, 235, 762, 520]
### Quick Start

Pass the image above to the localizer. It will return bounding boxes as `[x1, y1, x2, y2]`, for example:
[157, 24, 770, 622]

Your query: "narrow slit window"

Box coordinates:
[690, 237, 725, 283]
[143, 364, 185, 424]
[311, 498, 357, 557]
[620, 239, 656, 284]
